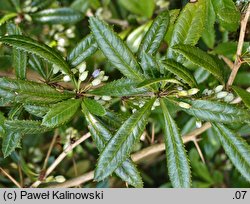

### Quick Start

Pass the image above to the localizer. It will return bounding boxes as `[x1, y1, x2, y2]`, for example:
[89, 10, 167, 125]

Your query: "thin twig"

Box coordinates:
[219, 55, 234, 70]
[31, 132, 91, 188]
[226, 3, 250, 89]
[48, 122, 212, 188]
[193, 139, 205, 164]
[43, 129, 58, 170]
[0, 167, 22, 188]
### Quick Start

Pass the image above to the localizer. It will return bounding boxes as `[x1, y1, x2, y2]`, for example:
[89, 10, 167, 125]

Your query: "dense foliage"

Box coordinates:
[0, 0, 250, 188]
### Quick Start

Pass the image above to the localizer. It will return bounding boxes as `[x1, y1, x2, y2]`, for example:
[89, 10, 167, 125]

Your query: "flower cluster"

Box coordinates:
[202, 85, 235, 103]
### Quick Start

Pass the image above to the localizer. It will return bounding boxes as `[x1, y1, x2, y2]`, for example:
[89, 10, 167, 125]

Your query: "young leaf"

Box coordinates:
[4, 120, 51, 134]
[232, 86, 250, 109]
[212, 123, 250, 182]
[82, 105, 143, 187]
[138, 10, 169, 59]
[6, 22, 27, 80]
[160, 60, 197, 87]
[212, 0, 240, 31]
[0, 77, 74, 105]
[137, 78, 181, 88]
[67, 34, 98, 67]
[31, 8, 83, 24]
[42, 99, 81, 128]
[167, 0, 207, 59]
[0, 35, 73, 77]
[94, 98, 155, 181]
[118, 0, 155, 18]
[2, 131, 21, 158]
[89, 17, 144, 81]
[89, 78, 148, 97]
[24, 104, 50, 118]
[82, 98, 106, 116]
[160, 99, 191, 187]
[178, 99, 250, 124]
[173, 44, 224, 83]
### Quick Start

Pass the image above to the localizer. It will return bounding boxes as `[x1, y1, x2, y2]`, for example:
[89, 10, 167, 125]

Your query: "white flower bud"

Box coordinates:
[207, 90, 214, 96]
[177, 86, 184, 91]
[202, 89, 209, 95]
[63, 75, 71, 82]
[102, 96, 111, 101]
[224, 93, 234, 102]
[58, 38, 67, 47]
[216, 91, 228, 99]
[196, 120, 202, 128]
[55, 175, 66, 183]
[52, 65, 60, 74]
[153, 99, 160, 107]
[92, 69, 101, 78]
[121, 106, 127, 112]
[79, 71, 88, 82]
[214, 85, 224, 93]
[24, 14, 32, 22]
[132, 109, 137, 113]
[91, 78, 101, 86]
[178, 102, 191, 109]
[30, 7, 38, 13]
[102, 76, 109, 81]
[177, 90, 188, 97]
[77, 62, 86, 73]
[187, 88, 199, 96]
[94, 96, 101, 100]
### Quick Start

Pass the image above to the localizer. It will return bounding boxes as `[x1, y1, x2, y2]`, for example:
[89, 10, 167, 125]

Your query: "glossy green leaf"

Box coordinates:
[31, 0, 55, 10]
[6, 22, 27, 80]
[0, 77, 74, 105]
[202, 0, 216, 48]
[118, 0, 155, 18]
[82, 105, 143, 187]
[89, 17, 144, 81]
[173, 44, 224, 83]
[194, 67, 210, 84]
[178, 99, 250, 124]
[5, 120, 51, 134]
[160, 59, 197, 87]
[0, 35, 73, 77]
[24, 104, 50, 118]
[70, 0, 89, 13]
[212, 0, 240, 31]
[67, 34, 98, 67]
[232, 86, 250, 109]
[167, 0, 207, 59]
[140, 52, 160, 78]
[0, 112, 5, 138]
[95, 98, 155, 181]
[89, 78, 148, 97]
[31, 8, 83, 24]
[83, 98, 106, 116]
[160, 99, 191, 187]
[42, 99, 81, 128]
[2, 131, 21, 158]
[138, 10, 169, 59]
[164, 9, 180, 44]
[137, 78, 181, 88]
[13, 50, 27, 80]
[28, 54, 47, 80]
[212, 123, 250, 182]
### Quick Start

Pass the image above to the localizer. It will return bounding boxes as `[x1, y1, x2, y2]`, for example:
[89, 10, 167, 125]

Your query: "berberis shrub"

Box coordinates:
[0, 0, 250, 188]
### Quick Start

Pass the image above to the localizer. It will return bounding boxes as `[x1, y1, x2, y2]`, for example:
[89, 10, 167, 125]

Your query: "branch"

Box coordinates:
[48, 122, 211, 188]
[227, 3, 250, 89]
[0, 167, 22, 188]
[31, 132, 91, 187]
